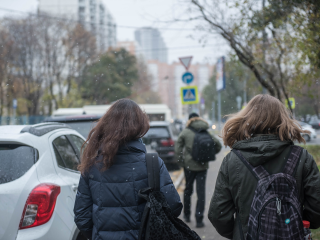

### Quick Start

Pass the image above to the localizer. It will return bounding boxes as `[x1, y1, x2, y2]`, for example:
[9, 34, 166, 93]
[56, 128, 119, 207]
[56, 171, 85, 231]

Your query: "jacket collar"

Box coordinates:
[117, 139, 146, 155]
[186, 117, 208, 127]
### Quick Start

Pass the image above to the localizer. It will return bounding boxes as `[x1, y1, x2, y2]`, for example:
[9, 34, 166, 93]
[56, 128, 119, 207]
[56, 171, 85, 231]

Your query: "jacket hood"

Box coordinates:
[232, 135, 293, 167]
[186, 117, 209, 130]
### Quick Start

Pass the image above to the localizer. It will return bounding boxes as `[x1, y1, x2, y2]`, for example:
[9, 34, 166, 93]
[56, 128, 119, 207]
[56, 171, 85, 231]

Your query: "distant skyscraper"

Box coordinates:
[134, 27, 168, 63]
[38, 0, 117, 52]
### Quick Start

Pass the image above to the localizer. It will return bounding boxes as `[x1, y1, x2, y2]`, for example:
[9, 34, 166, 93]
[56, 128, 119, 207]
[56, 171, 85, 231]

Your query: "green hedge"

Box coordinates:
[300, 145, 320, 239]
[312, 228, 320, 239]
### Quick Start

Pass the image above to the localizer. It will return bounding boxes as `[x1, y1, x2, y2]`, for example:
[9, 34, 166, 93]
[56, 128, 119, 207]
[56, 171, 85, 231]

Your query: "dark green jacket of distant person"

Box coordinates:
[208, 135, 320, 240]
[175, 117, 222, 172]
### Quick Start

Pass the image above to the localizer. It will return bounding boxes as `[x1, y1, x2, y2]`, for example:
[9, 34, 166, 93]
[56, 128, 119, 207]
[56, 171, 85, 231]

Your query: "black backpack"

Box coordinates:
[233, 146, 305, 240]
[189, 127, 216, 162]
[138, 153, 201, 240]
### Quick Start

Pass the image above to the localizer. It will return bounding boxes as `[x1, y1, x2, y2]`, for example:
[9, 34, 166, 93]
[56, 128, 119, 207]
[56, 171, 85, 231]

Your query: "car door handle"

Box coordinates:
[72, 184, 78, 192]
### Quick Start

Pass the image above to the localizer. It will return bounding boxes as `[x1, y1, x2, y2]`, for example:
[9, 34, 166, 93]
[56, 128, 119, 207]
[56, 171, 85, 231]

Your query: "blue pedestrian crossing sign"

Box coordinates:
[181, 86, 199, 105]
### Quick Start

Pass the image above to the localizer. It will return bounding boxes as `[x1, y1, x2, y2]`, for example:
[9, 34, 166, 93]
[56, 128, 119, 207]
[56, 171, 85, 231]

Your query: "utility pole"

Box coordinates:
[262, 0, 267, 94]
[243, 79, 247, 105]
[218, 92, 221, 131]
[211, 101, 215, 123]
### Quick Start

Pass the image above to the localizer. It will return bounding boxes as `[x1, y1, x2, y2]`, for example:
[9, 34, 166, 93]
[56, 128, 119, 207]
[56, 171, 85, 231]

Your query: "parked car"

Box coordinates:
[308, 118, 320, 130]
[142, 121, 179, 163]
[298, 121, 317, 142]
[43, 115, 102, 138]
[0, 123, 87, 240]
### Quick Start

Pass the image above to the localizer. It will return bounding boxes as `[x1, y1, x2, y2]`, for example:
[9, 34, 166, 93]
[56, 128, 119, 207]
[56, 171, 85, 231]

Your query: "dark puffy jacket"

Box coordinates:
[74, 140, 183, 240]
[208, 135, 320, 239]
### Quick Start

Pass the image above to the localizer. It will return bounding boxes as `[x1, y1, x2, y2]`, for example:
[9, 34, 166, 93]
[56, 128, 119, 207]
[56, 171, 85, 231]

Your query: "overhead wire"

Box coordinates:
[0, 7, 229, 56]
[0, 7, 220, 33]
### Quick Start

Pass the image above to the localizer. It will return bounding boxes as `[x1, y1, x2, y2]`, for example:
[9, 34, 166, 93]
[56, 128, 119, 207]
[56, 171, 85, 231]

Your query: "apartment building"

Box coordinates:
[38, 0, 117, 52]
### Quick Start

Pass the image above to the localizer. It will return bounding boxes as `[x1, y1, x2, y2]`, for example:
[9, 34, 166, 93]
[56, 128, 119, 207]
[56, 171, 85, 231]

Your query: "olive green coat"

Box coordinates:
[208, 135, 320, 239]
[174, 117, 222, 172]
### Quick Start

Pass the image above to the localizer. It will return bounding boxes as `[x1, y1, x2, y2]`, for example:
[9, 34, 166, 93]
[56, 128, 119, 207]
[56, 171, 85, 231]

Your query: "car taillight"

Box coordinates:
[160, 138, 174, 147]
[19, 183, 60, 229]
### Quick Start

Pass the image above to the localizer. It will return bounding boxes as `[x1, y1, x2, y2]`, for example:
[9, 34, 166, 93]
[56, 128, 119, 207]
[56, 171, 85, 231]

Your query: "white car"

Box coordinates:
[299, 121, 317, 142]
[0, 123, 87, 240]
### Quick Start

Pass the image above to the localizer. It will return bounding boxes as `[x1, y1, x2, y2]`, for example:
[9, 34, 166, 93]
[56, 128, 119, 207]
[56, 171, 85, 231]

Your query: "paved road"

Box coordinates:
[177, 147, 230, 240]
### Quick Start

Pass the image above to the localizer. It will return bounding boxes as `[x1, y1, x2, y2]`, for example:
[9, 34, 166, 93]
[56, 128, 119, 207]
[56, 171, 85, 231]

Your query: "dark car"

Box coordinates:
[309, 118, 320, 130]
[43, 115, 102, 138]
[142, 121, 180, 163]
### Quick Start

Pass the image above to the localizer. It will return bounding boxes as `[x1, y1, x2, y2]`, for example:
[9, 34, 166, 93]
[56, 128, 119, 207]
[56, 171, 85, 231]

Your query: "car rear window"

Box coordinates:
[144, 127, 170, 138]
[66, 122, 97, 138]
[0, 144, 37, 184]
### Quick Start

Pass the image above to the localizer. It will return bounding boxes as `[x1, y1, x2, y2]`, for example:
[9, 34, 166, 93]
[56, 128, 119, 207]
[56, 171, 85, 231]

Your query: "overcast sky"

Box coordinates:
[0, 0, 229, 64]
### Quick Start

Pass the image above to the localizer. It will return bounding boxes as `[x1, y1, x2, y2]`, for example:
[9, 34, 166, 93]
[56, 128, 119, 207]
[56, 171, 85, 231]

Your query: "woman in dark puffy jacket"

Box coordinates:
[74, 99, 182, 240]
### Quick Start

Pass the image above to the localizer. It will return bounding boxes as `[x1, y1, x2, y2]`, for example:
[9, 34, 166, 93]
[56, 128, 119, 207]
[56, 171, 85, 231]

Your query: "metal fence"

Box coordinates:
[0, 115, 49, 125]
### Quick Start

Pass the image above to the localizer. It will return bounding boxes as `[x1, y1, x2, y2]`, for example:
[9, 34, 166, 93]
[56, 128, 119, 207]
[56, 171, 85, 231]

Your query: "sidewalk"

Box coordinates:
[176, 148, 230, 240]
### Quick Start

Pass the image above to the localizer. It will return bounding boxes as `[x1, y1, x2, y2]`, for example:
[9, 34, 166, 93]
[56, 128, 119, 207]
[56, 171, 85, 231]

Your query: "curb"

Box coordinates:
[174, 171, 185, 189]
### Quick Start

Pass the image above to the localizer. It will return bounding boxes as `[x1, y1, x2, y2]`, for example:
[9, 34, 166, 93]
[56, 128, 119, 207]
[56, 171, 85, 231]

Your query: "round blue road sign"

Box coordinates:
[182, 72, 194, 84]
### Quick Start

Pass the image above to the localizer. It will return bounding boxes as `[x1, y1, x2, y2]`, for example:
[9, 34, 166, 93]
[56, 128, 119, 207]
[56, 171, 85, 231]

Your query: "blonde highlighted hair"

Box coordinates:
[222, 94, 309, 147]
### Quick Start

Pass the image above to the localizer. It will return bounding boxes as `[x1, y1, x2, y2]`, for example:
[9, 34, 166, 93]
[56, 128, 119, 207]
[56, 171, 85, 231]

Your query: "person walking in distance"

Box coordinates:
[208, 94, 320, 239]
[175, 113, 221, 228]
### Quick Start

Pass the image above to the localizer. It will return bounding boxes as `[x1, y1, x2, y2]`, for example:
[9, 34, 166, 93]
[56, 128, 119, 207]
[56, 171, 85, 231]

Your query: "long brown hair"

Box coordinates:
[222, 94, 309, 148]
[79, 99, 150, 173]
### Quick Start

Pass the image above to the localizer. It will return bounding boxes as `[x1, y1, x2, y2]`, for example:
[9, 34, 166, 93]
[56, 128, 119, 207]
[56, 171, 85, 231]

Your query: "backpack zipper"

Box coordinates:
[257, 197, 277, 234]
[276, 198, 282, 215]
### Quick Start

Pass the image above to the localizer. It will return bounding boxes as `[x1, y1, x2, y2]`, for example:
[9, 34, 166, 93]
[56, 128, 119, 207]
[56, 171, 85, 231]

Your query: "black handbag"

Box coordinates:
[138, 153, 201, 240]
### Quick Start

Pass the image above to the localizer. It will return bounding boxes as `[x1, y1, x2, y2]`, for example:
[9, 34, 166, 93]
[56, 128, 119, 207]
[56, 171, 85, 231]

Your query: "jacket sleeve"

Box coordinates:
[302, 152, 320, 229]
[74, 175, 93, 240]
[158, 157, 183, 217]
[208, 156, 235, 239]
[174, 131, 185, 167]
[213, 135, 222, 154]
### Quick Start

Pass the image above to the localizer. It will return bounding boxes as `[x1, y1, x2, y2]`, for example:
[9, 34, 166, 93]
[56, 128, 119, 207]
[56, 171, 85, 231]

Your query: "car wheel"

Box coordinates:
[303, 134, 311, 142]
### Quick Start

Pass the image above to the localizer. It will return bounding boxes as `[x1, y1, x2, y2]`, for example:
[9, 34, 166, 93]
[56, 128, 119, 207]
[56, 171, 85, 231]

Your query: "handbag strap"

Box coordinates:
[146, 153, 160, 191]
[138, 153, 160, 240]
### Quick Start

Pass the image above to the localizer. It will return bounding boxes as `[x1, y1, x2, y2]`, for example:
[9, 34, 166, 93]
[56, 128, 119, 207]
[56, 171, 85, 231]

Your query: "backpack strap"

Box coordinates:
[282, 145, 303, 177]
[146, 153, 160, 191]
[232, 149, 270, 180]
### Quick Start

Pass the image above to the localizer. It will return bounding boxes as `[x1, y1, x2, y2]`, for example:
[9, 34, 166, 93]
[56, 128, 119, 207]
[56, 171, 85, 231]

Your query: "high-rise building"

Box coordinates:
[147, 60, 214, 119]
[38, 0, 117, 52]
[134, 27, 168, 63]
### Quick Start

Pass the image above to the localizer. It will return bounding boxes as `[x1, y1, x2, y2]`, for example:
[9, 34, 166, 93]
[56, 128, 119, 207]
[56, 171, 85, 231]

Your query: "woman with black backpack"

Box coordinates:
[74, 99, 183, 240]
[208, 94, 320, 239]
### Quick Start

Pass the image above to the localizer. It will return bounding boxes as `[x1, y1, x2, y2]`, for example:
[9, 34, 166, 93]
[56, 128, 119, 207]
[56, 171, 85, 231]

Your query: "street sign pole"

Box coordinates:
[179, 56, 195, 118]
[13, 99, 17, 125]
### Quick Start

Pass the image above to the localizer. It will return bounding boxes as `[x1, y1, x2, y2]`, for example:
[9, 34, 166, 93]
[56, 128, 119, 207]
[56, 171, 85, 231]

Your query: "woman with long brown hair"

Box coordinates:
[74, 99, 182, 240]
[208, 94, 320, 239]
